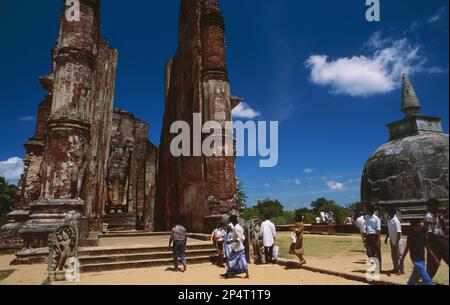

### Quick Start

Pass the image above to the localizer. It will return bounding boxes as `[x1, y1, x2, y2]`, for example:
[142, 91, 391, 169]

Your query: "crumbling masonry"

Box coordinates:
[1, 0, 158, 254]
[1, 0, 241, 255]
[156, 0, 242, 233]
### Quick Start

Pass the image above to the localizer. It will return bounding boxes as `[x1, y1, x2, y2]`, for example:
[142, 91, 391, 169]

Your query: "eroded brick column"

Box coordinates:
[19, 0, 100, 249]
[200, 0, 238, 219]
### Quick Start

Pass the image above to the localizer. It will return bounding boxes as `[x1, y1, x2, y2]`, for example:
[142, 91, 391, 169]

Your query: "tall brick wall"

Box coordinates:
[103, 110, 157, 230]
[84, 39, 118, 229]
[156, 0, 239, 233]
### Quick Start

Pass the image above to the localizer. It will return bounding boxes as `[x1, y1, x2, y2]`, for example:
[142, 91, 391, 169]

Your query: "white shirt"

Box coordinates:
[232, 224, 246, 252]
[260, 220, 276, 247]
[356, 216, 366, 234]
[315, 217, 321, 224]
[387, 215, 402, 244]
[320, 211, 326, 222]
[215, 229, 225, 242]
[365, 215, 381, 235]
[424, 212, 445, 237]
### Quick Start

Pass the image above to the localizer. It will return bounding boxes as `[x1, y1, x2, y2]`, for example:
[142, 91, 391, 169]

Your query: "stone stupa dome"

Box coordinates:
[361, 74, 449, 218]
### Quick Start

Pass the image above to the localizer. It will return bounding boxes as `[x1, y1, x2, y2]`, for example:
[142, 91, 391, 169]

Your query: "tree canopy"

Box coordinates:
[0, 177, 17, 226]
[242, 197, 351, 225]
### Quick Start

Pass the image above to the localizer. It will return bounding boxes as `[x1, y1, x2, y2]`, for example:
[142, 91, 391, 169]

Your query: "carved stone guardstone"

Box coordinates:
[245, 219, 263, 264]
[47, 211, 80, 282]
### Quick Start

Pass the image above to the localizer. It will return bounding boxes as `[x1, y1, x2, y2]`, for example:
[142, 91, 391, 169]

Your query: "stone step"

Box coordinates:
[80, 255, 216, 273]
[80, 244, 215, 256]
[79, 249, 217, 265]
[100, 231, 170, 238]
[399, 206, 428, 220]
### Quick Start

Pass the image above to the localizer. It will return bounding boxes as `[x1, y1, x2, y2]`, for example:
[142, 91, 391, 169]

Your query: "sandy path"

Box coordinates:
[0, 255, 47, 285]
[55, 263, 364, 285]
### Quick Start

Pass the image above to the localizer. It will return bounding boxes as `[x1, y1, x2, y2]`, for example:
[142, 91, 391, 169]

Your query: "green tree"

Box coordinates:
[254, 199, 284, 219]
[346, 202, 361, 215]
[242, 198, 285, 221]
[310, 197, 349, 224]
[242, 207, 261, 220]
[293, 208, 316, 224]
[0, 177, 17, 226]
[236, 178, 248, 207]
[272, 211, 296, 225]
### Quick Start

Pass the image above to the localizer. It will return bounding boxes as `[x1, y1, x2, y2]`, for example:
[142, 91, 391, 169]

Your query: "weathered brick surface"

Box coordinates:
[156, 0, 239, 233]
[1, 0, 157, 252]
[104, 110, 157, 231]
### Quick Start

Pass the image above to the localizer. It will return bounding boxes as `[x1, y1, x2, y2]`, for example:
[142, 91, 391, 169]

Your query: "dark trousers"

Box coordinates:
[427, 237, 449, 278]
[173, 240, 187, 271]
[264, 245, 274, 263]
[366, 234, 382, 269]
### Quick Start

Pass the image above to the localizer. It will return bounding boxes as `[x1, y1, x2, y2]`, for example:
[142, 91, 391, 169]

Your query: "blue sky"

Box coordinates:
[0, 0, 448, 210]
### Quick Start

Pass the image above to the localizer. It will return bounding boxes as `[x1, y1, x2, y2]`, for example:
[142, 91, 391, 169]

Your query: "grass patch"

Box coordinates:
[0, 270, 15, 281]
[277, 233, 363, 259]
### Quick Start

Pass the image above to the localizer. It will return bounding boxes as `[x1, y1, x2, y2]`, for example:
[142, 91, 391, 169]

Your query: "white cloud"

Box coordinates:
[346, 178, 362, 184]
[408, 7, 448, 32]
[303, 168, 314, 174]
[282, 178, 301, 185]
[305, 32, 444, 97]
[232, 102, 261, 119]
[18, 116, 35, 122]
[265, 183, 271, 188]
[0, 157, 23, 182]
[326, 181, 345, 191]
[427, 7, 447, 24]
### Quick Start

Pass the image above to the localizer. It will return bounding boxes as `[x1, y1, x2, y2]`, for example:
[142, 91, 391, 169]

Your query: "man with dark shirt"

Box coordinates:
[400, 219, 439, 285]
[423, 199, 449, 278]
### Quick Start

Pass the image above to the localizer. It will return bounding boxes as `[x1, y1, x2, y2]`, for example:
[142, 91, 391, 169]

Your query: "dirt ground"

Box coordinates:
[0, 255, 47, 285]
[54, 263, 364, 286]
[1, 233, 448, 285]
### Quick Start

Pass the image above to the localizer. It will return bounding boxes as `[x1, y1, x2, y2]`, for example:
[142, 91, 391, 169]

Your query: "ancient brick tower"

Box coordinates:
[18, 0, 106, 249]
[156, 0, 241, 233]
[0, 0, 157, 254]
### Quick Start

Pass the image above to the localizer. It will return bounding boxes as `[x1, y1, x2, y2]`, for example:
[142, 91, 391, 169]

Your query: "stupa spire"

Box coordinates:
[402, 74, 421, 117]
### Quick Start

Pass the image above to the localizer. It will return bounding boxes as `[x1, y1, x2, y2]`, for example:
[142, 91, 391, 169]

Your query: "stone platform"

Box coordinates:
[81, 233, 216, 272]
[11, 233, 217, 273]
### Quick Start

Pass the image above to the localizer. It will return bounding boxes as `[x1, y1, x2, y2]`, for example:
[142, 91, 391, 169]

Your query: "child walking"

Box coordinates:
[400, 219, 439, 285]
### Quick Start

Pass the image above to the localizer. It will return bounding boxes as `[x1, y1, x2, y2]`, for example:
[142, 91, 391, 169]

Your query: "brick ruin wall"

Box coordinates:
[156, 0, 239, 233]
[1, 0, 157, 251]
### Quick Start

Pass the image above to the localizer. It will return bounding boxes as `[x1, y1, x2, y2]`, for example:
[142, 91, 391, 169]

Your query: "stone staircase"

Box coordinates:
[398, 206, 428, 221]
[78, 243, 217, 273]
